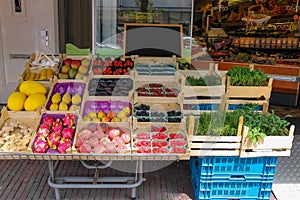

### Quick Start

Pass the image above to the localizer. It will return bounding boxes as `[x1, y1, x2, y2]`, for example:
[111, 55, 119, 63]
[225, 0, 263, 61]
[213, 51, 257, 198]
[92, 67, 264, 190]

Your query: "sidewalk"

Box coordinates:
[0, 159, 194, 199]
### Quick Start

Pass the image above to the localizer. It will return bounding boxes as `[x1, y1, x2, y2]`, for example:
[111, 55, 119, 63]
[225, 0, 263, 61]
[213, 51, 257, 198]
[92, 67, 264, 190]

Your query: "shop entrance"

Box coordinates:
[58, 0, 92, 53]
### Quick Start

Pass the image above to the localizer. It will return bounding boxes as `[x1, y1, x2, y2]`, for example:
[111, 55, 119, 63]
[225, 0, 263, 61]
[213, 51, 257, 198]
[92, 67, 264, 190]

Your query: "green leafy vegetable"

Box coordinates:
[226, 66, 269, 86]
[186, 75, 222, 86]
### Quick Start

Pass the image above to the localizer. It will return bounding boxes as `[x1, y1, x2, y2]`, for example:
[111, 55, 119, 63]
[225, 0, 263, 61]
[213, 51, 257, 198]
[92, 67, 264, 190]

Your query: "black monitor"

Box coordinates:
[124, 23, 183, 57]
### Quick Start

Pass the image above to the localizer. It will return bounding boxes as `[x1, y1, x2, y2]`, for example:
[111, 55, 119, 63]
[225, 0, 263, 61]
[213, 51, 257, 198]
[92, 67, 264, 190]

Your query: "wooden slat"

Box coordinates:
[191, 143, 241, 149]
[190, 135, 241, 142]
[190, 150, 239, 157]
[239, 125, 295, 157]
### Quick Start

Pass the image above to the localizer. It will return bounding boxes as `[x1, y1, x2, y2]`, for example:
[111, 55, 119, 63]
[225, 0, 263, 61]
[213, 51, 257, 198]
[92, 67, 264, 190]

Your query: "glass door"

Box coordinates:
[93, 0, 194, 59]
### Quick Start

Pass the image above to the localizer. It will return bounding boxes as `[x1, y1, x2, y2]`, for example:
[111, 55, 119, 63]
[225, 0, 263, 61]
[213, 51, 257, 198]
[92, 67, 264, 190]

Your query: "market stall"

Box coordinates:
[0, 22, 296, 200]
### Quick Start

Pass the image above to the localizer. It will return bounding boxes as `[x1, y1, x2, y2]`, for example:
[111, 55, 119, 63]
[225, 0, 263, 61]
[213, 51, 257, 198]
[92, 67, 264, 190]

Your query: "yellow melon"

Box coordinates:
[24, 93, 47, 111]
[19, 81, 47, 96]
[7, 92, 27, 111]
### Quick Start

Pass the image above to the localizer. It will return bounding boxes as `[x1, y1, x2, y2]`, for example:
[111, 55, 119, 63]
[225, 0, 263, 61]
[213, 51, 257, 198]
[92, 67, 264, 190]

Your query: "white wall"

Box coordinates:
[0, 0, 58, 103]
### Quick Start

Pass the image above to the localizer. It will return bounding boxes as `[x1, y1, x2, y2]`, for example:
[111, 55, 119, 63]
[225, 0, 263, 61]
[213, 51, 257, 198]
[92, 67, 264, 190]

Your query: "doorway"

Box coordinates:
[58, 0, 92, 53]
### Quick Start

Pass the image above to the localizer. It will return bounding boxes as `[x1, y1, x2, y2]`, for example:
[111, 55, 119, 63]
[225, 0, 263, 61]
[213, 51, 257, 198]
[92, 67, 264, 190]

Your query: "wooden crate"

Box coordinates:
[223, 99, 269, 113]
[134, 80, 183, 104]
[86, 75, 134, 100]
[6, 81, 52, 116]
[183, 98, 224, 115]
[225, 76, 273, 99]
[28, 112, 79, 154]
[80, 97, 133, 123]
[240, 125, 295, 157]
[72, 119, 132, 155]
[0, 107, 39, 153]
[43, 79, 86, 114]
[177, 68, 226, 115]
[178, 70, 226, 98]
[19, 53, 63, 82]
[56, 54, 93, 81]
[133, 56, 178, 81]
[132, 118, 190, 160]
[188, 115, 243, 156]
[132, 102, 183, 126]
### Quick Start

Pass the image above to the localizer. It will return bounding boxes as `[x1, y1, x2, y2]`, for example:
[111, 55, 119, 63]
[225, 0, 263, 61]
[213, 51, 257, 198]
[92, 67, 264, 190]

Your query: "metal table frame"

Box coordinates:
[0, 153, 187, 200]
[47, 160, 144, 200]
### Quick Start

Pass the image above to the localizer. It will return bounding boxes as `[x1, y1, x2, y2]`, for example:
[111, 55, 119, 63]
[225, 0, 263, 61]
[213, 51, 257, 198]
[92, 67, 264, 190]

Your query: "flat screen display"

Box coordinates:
[124, 23, 183, 57]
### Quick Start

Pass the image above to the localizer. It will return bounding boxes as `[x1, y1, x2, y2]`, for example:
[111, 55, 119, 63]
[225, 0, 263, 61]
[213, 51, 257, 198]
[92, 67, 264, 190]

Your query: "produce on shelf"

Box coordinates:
[46, 82, 86, 111]
[7, 81, 47, 111]
[236, 106, 291, 143]
[133, 125, 187, 154]
[19, 80, 47, 96]
[92, 57, 134, 75]
[195, 111, 241, 136]
[82, 100, 132, 122]
[31, 51, 60, 68]
[32, 113, 77, 153]
[0, 121, 33, 152]
[88, 78, 133, 96]
[58, 57, 91, 79]
[75, 123, 131, 154]
[134, 104, 182, 123]
[23, 52, 60, 81]
[23, 68, 54, 81]
[136, 83, 180, 97]
[186, 75, 222, 86]
[226, 66, 269, 86]
[135, 63, 176, 75]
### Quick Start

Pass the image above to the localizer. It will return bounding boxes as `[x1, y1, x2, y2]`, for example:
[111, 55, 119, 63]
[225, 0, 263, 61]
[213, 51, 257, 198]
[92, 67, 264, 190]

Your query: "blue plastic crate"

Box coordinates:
[195, 178, 273, 200]
[190, 157, 277, 180]
[228, 104, 263, 111]
[195, 104, 220, 111]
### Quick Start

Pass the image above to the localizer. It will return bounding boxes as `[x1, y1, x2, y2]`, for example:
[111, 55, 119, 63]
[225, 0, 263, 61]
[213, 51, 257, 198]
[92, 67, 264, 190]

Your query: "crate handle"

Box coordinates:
[228, 175, 246, 181]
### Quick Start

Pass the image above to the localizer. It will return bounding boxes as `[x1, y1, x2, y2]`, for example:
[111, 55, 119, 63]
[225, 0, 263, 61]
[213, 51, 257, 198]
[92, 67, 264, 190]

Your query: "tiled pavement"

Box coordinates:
[0, 160, 194, 200]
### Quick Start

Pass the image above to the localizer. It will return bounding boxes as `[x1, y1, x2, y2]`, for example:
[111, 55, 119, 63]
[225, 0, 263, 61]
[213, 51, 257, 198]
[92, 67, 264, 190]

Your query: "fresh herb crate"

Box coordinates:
[188, 115, 244, 156]
[224, 76, 273, 113]
[240, 125, 295, 157]
[178, 69, 225, 115]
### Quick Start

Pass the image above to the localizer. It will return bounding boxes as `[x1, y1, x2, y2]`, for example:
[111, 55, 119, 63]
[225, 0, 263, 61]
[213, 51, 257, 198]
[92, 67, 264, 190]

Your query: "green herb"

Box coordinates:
[226, 66, 269, 86]
[195, 111, 241, 136]
[186, 75, 222, 86]
[194, 104, 291, 143]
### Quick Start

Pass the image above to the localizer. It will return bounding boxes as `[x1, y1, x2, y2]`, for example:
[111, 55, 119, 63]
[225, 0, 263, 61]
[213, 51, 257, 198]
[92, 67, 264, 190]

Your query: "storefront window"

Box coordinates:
[93, 0, 194, 58]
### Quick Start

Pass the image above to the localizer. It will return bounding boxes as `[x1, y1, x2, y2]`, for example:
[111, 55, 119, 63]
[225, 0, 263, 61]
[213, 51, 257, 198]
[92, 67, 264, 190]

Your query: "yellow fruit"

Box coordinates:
[97, 110, 106, 119]
[83, 116, 91, 122]
[117, 110, 126, 119]
[62, 92, 71, 104]
[59, 102, 69, 111]
[92, 117, 100, 122]
[71, 94, 82, 105]
[19, 81, 47, 96]
[122, 106, 131, 115]
[121, 116, 128, 122]
[69, 105, 80, 111]
[111, 118, 120, 122]
[51, 93, 61, 104]
[24, 93, 47, 111]
[50, 103, 59, 111]
[7, 92, 27, 111]
[88, 111, 97, 119]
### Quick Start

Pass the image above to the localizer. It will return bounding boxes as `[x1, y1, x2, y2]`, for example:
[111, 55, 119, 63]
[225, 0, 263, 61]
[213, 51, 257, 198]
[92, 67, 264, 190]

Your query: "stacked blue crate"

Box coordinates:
[228, 104, 263, 111]
[190, 156, 277, 200]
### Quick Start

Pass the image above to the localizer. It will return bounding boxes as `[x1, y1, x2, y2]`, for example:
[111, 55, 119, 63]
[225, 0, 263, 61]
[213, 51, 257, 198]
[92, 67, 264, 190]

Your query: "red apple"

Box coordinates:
[64, 58, 72, 66]
[71, 60, 81, 69]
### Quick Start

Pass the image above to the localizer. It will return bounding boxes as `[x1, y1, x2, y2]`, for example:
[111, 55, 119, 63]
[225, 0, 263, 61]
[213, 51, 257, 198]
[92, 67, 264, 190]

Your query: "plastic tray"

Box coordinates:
[190, 156, 277, 180]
